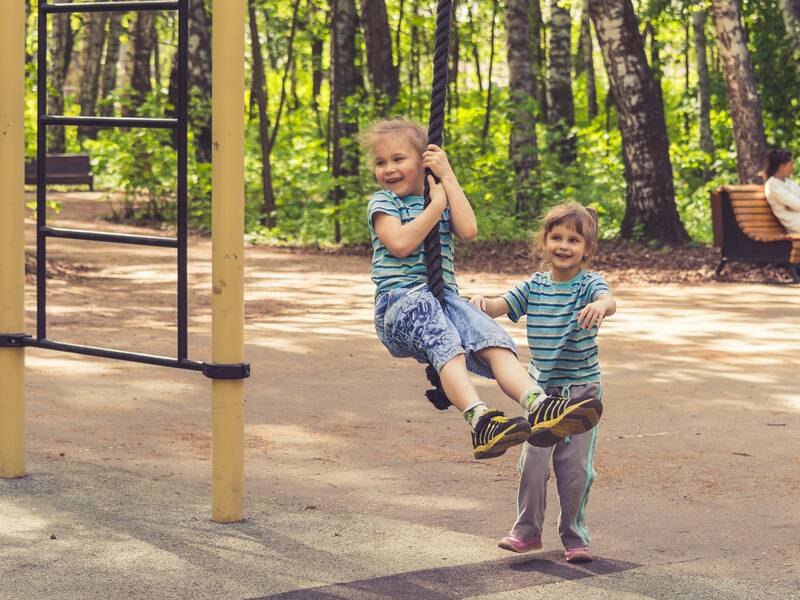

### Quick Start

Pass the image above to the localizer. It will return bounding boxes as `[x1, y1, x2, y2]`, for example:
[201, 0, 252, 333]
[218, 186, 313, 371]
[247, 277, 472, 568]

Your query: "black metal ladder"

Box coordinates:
[21, 1, 247, 380]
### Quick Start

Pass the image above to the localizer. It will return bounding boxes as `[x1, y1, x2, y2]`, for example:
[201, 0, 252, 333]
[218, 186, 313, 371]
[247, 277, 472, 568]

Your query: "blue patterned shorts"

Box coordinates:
[374, 285, 518, 378]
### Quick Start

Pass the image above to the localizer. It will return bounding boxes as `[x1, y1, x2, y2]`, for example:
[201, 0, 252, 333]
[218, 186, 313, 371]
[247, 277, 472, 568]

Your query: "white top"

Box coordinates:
[764, 176, 800, 234]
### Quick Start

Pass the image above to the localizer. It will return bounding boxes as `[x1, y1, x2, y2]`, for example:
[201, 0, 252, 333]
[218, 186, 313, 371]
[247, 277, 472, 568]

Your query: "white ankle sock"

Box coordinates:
[519, 386, 545, 412]
[462, 401, 489, 429]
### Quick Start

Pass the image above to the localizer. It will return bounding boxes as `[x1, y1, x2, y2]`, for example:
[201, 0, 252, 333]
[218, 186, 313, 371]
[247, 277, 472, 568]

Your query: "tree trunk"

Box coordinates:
[589, 0, 689, 244]
[711, 0, 767, 183]
[99, 12, 123, 117]
[308, 0, 325, 132]
[779, 0, 800, 81]
[548, 0, 576, 163]
[47, 3, 74, 153]
[506, 0, 540, 214]
[481, 0, 499, 147]
[331, 0, 362, 243]
[448, 0, 460, 116]
[467, 4, 483, 93]
[645, 22, 661, 81]
[188, 0, 212, 163]
[360, 0, 399, 109]
[529, 0, 548, 122]
[78, 12, 109, 139]
[125, 12, 156, 114]
[693, 9, 715, 179]
[248, 0, 276, 228]
[579, 0, 598, 120]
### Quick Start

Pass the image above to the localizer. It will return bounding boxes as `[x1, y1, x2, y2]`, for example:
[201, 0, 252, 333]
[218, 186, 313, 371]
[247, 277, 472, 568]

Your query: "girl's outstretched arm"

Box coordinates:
[469, 295, 510, 319]
[422, 145, 478, 240]
[577, 292, 616, 330]
[373, 175, 447, 258]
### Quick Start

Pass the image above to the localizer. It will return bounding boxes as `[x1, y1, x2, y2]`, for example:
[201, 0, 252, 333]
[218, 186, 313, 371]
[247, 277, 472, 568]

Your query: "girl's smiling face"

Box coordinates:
[372, 134, 425, 198]
[544, 223, 587, 280]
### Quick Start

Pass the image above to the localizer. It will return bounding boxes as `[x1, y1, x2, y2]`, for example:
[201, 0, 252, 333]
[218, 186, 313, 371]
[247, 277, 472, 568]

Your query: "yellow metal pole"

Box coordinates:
[0, 0, 27, 478]
[211, 0, 245, 522]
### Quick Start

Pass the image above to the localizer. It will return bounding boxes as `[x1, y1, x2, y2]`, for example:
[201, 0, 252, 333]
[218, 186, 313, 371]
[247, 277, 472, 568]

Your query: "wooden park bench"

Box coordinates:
[24, 153, 94, 190]
[710, 184, 800, 282]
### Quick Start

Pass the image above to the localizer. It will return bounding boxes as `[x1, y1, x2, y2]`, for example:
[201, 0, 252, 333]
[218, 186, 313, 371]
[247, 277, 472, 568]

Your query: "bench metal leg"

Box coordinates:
[714, 259, 726, 278]
[790, 264, 800, 283]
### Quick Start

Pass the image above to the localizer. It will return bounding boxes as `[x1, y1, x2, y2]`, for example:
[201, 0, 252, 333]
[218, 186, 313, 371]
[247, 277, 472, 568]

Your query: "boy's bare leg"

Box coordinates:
[438, 353, 482, 412]
[476, 347, 540, 405]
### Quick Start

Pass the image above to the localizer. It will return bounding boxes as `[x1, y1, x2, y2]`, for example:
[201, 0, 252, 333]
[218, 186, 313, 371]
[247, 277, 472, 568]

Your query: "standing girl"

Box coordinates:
[364, 118, 599, 460]
[470, 202, 614, 562]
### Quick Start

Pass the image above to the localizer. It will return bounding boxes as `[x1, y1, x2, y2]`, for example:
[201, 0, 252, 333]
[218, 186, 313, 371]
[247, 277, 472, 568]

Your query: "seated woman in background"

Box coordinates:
[763, 149, 800, 234]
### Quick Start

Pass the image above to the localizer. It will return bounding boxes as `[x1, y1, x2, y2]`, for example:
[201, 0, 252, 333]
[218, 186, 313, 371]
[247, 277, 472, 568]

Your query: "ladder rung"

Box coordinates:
[29, 338, 203, 371]
[41, 1, 179, 14]
[41, 115, 178, 129]
[42, 226, 179, 248]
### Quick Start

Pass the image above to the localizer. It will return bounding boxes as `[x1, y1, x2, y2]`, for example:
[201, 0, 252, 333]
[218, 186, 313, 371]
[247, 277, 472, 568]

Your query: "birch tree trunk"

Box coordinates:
[589, 0, 689, 244]
[99, 12, 123, 116]
[125, 12, 156, 114]
[779, 0, 800, 81]
[579, 0, 598, 120]
[47, 3, 74, 153]
[711, 0, 767, 183]
[448, 0, 460, 115]
[481, 0, 498, 146]
[548, 0, 576, 163]
[467, 3, 483, 93]
[188, 0, 213, 162]
[331, 0, 362, 243]
[506, 0, 539, 214]
[693, 9, 715, 179]
[78, 12, 108, 139]
[248, 0, 276, 228]
[360, 0, 399, 108]
[529, 0, 548, 122]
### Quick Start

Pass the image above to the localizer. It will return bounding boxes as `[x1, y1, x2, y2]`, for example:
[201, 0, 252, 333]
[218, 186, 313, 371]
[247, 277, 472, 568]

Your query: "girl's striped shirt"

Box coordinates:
[504, 270, 610, 387]
[367, 190, 458, 297]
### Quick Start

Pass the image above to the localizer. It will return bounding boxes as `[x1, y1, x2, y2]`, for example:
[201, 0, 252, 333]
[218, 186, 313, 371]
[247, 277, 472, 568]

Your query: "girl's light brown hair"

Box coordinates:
[358, 117, 428, 168]
[532, 202, 599, 269]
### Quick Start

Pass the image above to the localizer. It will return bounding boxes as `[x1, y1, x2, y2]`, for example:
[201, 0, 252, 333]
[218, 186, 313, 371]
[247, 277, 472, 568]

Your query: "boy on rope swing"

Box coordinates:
[363, 117, 603, 460]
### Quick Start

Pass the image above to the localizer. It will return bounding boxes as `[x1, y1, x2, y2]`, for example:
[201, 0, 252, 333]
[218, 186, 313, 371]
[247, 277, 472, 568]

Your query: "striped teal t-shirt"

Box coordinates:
[367, 190, 458, 297]
[504, 270, 610, 387]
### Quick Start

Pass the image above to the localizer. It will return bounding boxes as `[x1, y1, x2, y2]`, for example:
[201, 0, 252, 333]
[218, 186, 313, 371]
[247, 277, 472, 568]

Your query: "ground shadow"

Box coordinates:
[251, 553, 640, 599]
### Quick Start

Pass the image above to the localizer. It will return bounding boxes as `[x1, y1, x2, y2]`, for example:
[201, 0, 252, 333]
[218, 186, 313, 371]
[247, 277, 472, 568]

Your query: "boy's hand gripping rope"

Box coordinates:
[423, 0, 454, 411]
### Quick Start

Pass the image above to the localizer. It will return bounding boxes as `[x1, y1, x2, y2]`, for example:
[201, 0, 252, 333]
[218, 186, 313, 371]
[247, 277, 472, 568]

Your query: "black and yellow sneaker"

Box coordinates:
[527, 395, 603, 447]
[472, 410, 532, 459]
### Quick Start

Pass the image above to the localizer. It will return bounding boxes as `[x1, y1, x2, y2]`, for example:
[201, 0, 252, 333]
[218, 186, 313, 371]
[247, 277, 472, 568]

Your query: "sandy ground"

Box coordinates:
[2, 192, 800, 599]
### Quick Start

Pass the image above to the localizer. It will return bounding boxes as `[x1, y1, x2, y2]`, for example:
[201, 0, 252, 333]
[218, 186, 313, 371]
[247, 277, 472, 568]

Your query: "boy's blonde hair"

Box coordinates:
[532, 202, 599, 269]
[359, 117, 428, 168]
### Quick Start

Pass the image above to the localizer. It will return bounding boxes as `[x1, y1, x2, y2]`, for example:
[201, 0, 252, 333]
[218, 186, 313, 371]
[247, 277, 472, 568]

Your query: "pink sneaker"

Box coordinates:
[497, 534, 543, 553]
[564, 546, 592, 563]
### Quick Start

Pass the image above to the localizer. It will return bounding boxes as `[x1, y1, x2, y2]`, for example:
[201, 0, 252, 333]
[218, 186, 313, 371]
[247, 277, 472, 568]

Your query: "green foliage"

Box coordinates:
[24, 0, 800, 249]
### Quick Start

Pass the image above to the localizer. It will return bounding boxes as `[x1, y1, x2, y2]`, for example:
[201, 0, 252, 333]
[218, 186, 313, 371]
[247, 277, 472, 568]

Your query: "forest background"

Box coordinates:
[23, 0, 798, 249]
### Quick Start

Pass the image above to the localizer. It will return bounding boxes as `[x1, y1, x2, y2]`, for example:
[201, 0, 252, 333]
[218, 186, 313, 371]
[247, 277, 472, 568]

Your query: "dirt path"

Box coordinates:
[4, 192, 800, 598]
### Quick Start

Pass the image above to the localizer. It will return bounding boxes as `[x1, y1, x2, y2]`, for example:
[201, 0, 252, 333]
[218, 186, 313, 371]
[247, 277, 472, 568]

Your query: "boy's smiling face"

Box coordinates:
[372, 135, 425, 198]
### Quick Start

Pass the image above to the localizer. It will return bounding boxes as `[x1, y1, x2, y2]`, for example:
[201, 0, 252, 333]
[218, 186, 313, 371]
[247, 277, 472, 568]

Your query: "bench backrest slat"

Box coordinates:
[722, 185, 789, 243]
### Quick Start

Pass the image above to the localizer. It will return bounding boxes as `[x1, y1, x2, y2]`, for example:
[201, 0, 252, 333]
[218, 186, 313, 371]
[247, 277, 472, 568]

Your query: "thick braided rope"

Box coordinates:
[422, 0, 454, 411]
[423, 0, 452, 306]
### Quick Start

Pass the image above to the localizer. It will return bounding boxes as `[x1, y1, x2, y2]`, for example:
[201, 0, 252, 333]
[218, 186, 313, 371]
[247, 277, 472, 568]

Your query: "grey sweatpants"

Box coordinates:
[510, 382, 601, 550]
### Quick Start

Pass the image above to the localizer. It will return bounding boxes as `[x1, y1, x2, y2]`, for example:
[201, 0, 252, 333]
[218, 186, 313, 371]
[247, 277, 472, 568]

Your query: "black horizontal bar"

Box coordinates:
[42, 226, 179, 248]
[29, 338, 204, 372]
[41, 115, 178, 129]
[42, 1, 179, 14]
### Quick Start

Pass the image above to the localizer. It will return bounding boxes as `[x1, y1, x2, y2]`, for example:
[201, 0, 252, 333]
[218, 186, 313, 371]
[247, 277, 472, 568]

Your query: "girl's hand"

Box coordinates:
[427, 175, 447, 212]
[422, 145, 455, 181]
[469, 295, 487, 312]
[577, 301, 607, 329]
